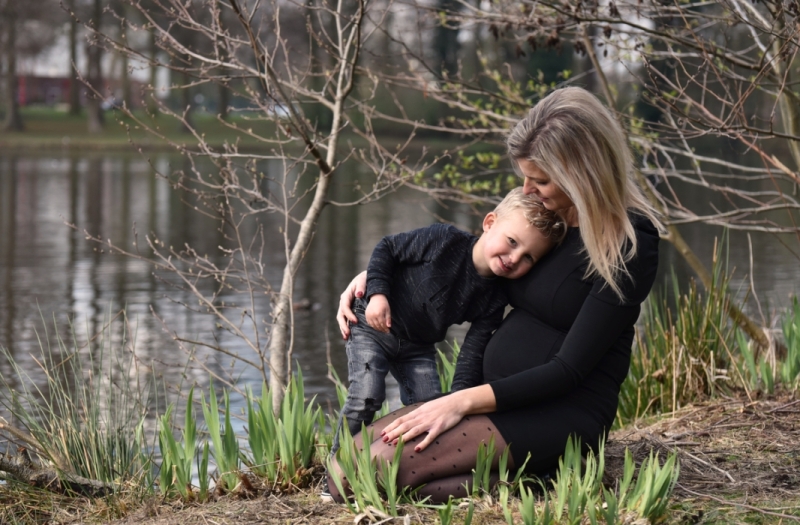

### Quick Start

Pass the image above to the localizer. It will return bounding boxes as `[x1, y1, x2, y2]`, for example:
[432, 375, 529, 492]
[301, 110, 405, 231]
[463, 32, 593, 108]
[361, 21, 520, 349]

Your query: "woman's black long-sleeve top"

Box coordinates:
[477, 216, 660, 468]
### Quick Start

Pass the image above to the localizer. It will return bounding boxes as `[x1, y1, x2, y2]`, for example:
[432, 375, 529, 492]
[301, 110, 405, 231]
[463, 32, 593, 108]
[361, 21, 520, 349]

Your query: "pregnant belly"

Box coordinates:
[483, 308, 566, 382]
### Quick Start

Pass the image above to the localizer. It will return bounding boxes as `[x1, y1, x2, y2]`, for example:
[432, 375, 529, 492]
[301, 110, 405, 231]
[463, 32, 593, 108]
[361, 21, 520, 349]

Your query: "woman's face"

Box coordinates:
[517, 159, 574, 213]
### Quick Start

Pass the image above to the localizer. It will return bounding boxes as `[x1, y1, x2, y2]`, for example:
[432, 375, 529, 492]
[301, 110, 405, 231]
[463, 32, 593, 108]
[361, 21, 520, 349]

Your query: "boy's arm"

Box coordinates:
[366, 224, 455, 299]
[450, 302, 505, 392]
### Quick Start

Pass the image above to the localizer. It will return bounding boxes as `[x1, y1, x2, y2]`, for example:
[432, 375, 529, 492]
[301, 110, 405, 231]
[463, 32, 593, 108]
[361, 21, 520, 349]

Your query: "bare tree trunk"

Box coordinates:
[218, 79, 229, 120]
[263, 0, 363, 413]
[147, 25, 158, 115]
[67, 0, 81, 115]
[85, 0, 104, 133]
[2, 0, 23, 131]
[267, 170, 334, 412]
[120, 13, 131, 109]
[770, 21, 800, 175]
[434, 0, 460, 78]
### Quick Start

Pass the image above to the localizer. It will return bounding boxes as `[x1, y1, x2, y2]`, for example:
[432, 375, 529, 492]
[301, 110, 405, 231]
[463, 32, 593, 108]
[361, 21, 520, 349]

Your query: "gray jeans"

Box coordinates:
[332, 297, 441, 453]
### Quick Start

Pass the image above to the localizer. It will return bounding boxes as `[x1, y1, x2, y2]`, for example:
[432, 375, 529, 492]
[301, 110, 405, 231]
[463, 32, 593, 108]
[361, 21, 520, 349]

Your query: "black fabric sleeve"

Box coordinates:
[366, 224, 455, 300]
[488, 219, 660, 411]
[451, 301, 505, 391]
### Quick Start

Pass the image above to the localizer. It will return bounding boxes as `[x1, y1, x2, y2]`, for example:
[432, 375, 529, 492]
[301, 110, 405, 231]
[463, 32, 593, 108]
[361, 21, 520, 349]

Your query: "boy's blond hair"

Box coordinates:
[493, 187, 567, 242]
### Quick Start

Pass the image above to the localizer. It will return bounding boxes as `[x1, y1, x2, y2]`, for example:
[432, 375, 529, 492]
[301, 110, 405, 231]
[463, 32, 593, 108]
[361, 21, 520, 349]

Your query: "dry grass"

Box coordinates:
[608, 393, 800, 523]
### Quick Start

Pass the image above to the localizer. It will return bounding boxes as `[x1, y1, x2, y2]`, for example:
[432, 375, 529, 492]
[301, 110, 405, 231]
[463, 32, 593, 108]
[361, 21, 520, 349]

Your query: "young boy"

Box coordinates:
[334, 188, 566, 448]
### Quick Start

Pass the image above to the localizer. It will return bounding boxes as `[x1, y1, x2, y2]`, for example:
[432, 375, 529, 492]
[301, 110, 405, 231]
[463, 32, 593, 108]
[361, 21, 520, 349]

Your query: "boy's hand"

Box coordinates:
[366, 294, 392, 333]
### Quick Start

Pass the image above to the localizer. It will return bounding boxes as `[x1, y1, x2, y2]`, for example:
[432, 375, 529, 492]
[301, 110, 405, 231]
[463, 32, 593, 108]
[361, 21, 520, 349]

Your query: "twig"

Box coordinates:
[764, 399, 800, 413]
[677, 484, 800, 522]
[679, 450, 736, 484]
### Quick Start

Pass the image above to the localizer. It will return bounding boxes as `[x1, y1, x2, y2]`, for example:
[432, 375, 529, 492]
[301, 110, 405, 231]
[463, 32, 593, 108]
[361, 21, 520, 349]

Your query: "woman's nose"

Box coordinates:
[522, 179, 536, 195]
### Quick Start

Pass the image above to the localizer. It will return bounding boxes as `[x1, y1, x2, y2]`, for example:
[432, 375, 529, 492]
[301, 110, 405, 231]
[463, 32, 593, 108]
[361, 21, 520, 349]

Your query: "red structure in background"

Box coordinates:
[16, 76, 145, 109]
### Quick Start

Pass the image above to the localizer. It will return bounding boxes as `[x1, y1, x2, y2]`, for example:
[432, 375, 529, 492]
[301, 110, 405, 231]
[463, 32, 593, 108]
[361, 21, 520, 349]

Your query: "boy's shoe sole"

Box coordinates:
[320, 477, 334, 503]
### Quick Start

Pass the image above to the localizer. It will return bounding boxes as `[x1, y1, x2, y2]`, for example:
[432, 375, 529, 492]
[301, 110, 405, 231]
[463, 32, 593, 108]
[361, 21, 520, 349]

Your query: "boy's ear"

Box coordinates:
[482, 212, 498, 232]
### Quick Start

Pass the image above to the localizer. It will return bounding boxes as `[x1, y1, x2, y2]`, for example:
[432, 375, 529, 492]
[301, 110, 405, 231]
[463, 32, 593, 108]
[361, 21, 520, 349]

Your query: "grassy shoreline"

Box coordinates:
[0, 107, 282, 153]
[0, 107, 462, 153]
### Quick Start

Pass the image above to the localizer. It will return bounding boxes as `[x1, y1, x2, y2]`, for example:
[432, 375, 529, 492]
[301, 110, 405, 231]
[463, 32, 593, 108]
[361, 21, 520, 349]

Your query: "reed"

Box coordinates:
[618, 249, 740, 424]
[0, 313, 153, 493]
[470, 435, 497, 498]
[629, 450, 680, 520]
[514, 438, 680, 525]
[328, 419, 420, 516]
[436, 340, 461, 393]
[778, 297, 800, 387]
[245, 370, 321, 489]
[200, 384, 240, 493]
[497, 446, 529, 524]
[437, 497, 456, 525]
[549, 437, 600, 524]
[157, 387, 199, 500]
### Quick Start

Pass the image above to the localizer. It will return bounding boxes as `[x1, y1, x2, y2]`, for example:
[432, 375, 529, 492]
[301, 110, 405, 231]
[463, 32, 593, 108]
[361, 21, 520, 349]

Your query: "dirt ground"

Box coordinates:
[606, 394, 800, 524]
[9, 395, 800, 524]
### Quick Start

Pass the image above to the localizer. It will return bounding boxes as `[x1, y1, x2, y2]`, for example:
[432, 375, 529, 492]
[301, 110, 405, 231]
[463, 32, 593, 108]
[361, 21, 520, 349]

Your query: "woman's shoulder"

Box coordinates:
[629, 212, 661, 254]
[629, 211, 660, 233]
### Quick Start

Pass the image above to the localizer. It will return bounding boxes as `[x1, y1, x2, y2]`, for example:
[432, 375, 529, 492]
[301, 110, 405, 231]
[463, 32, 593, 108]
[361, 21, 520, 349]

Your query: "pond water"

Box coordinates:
[1, 151, 799, 413]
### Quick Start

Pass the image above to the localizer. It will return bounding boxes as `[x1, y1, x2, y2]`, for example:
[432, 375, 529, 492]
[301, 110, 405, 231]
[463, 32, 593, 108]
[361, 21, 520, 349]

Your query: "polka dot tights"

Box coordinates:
[328, 403, 514, 504]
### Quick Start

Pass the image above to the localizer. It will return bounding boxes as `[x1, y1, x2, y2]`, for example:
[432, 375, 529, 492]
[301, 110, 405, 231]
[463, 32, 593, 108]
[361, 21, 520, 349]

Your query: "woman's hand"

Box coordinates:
[336, 271, 367, 339]
[381, 385, 497, 452]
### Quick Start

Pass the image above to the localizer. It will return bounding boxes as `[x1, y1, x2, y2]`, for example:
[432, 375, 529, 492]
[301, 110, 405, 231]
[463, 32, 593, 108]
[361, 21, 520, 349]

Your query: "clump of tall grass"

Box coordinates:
[515, 438, 679, 525]
[618, 257, 738, 424]
[736, 296, 800, 394]
[620, 249, 800, 425]
[0, 314, 153, 495]
[200, 384, 240, 493]
[775, 297, 800, 386]
[158, 370, 326, 499]
[328, 425, 413, 516]
[620, 286, 731, 422]
[244, 370, 322, 490]
[158, 387, 210, 501]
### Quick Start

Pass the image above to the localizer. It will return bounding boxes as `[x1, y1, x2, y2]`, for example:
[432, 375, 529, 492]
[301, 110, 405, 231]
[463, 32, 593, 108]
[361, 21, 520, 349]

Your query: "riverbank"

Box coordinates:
[5, 394, 796, 524]
[0, 107, 278, 152]
[0, 107, 459, 153]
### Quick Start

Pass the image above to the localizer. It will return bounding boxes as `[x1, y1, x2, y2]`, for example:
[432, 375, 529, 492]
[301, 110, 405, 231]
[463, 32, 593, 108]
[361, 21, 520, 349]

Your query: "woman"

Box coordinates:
[331, 87, 661, 503]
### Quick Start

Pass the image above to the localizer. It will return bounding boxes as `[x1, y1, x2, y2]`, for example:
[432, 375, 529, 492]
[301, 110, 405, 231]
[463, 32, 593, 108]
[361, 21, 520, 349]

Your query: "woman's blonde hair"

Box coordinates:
[507, 87, 661, 299]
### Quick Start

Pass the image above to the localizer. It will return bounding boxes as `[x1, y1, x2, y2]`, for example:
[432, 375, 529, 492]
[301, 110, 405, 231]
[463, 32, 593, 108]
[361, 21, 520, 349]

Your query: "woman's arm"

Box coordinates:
[380, 384, 497, 452]
[336, 271, 367, 339]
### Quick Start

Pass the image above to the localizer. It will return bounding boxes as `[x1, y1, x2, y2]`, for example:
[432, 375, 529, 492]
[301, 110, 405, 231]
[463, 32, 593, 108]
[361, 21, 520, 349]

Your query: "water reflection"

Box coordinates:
[0, 152, 798, 414]
[0, 153, 484, 411]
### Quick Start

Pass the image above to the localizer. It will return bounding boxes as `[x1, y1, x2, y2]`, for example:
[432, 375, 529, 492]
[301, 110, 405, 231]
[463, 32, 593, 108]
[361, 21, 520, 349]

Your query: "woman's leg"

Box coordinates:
[369, 413, 514, 503]
[372, 415, 514, 502]
[328, 406, 515, 504]
[327, 403, 424, 502]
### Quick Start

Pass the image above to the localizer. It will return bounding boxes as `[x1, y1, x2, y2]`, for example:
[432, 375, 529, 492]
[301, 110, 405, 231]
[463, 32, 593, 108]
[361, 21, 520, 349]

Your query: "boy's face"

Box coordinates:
[473, 210, 554, 279]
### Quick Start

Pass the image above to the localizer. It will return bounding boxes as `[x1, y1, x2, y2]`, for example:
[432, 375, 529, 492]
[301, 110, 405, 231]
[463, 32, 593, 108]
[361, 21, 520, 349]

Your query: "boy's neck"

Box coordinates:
[472, 237, 495, 278]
